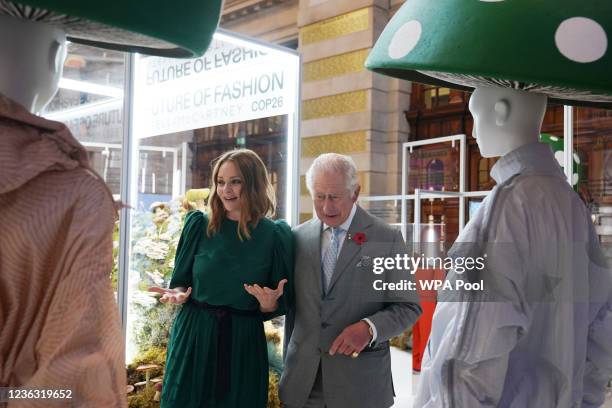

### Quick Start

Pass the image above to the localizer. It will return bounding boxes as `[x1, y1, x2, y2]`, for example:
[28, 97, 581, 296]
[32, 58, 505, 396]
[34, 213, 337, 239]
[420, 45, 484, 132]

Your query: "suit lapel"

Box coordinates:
[327, 206, 373, 294]
[303, 217, 323, 295]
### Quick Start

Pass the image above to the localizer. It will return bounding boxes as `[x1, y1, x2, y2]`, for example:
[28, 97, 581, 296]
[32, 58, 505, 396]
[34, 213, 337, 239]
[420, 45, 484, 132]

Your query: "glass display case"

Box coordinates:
[43, 30, 301, 363]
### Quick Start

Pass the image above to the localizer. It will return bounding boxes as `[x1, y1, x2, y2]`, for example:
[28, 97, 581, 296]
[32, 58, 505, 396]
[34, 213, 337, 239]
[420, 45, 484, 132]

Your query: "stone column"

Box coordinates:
[298, 0, 411, 222]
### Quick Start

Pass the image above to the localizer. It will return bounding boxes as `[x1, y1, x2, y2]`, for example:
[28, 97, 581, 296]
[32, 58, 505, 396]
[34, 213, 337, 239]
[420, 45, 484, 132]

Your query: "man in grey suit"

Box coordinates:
[280, 153, 422, 408]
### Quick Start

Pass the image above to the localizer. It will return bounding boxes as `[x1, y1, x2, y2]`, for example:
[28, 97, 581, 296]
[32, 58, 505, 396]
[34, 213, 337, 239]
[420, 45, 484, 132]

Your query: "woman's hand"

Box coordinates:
[243, 279, 287, 313]
[148, 286, 192, 304]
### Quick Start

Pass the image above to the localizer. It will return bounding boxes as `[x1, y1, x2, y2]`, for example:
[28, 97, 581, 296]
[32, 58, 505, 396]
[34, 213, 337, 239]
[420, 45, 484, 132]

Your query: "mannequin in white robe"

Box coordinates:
[415, 86, 612, 408]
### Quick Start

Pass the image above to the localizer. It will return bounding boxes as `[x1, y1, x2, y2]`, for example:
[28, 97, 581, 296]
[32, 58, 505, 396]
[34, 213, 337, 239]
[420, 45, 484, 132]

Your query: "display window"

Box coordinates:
[44, 31, 300, 363]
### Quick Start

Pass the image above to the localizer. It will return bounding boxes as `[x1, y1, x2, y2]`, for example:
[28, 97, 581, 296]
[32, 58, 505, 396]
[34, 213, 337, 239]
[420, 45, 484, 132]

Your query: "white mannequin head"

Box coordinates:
[0, 14, 67, 114]
[469, 86, 548, 158]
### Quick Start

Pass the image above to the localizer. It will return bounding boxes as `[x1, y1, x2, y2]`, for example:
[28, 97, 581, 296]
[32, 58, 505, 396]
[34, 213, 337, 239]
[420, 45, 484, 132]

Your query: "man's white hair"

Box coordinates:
[305, 153, 359, 194]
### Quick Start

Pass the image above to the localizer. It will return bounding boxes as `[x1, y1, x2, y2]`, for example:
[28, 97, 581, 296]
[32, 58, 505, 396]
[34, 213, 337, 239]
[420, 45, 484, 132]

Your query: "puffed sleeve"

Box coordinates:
[169, 211, 205, 289]
[261, 220, 294, 321]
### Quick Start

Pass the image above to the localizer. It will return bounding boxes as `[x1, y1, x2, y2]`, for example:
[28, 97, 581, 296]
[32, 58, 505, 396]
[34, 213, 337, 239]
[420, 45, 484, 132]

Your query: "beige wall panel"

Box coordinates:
[300, 156, 315, 175]
[295, 0, 408, 209]
[299, 211, 313, 224]
[298, 0, 388, 27]
[301, 111, 372, 138]
[301, 131, 368, 157]
[370, 111, 410, 134]
[368, 171, 401, 196]
[300, 29, 374, 62]
[368, 152, 393, 174]
[358, 170, 371, 195]
[370, 130, 397, 154]
[372, 3, 393, 36]
[302, 90, 368, 120]
[370, 88, 412, 113]
[384, 152, 402, 177]
[347, 153, 373, 172]
[369, 89, 411, 134]
[369, 111, 411, 135]
[300, 174, 308, 196]
[303, 49, 369, 82]
[300, 8, 369, 45]
[371, 72, 413, 94]
[372, 92, 407, 114]
[302, 70, 373, 100]
[370, 129, 409, 146]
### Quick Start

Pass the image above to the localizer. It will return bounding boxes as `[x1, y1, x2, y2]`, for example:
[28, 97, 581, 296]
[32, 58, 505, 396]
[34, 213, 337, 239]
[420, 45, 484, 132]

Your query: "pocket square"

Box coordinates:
[356, 255, 373, 268]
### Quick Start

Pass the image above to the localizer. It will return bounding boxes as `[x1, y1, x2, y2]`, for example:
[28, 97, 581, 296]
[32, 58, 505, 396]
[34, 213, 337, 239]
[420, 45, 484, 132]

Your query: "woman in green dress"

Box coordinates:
[149, 149, 293, 407]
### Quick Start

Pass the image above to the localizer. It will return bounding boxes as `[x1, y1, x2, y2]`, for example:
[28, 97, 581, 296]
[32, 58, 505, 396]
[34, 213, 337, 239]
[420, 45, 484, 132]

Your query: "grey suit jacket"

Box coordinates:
[280, 206, 422, 408]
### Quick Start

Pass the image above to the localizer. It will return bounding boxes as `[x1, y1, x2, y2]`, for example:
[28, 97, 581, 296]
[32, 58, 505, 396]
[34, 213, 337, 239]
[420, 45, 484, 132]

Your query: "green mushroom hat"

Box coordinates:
[1, 0, 224, 58]
[539, 133, 585, 190]
[365, 0, 612, 109]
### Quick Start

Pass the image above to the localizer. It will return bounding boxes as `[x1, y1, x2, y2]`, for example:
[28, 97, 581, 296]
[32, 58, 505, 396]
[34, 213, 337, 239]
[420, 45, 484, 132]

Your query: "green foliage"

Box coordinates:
[268, 372, 281, 408]
[131, 201, 188, 285]
[128, 199, 192, 361]
[267, 341, 283, 377]
[126, 346, 167, 385]
[111, 221, 120, 292]
[127, 386, 159, 408]
[265, 319, 284, 376]
[133, 302, 179, 353]
[390, 329, 412, 350]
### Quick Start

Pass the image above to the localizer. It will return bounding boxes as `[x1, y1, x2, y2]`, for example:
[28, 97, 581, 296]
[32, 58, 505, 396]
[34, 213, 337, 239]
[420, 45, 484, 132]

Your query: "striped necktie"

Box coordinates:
[322, 227, 342, 294]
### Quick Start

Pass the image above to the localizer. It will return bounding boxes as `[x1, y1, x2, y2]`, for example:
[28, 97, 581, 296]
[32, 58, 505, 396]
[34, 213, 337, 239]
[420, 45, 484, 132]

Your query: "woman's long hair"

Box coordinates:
[206, 149, 276, 240]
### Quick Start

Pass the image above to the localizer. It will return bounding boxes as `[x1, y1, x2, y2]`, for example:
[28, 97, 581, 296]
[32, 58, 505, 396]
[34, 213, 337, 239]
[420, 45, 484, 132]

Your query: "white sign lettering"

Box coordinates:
[134, 37, 297, 138]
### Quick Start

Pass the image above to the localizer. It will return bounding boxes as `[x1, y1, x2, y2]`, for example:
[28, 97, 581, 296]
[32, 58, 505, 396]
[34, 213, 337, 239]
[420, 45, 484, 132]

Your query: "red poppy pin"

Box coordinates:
[351, 232, 367, 245]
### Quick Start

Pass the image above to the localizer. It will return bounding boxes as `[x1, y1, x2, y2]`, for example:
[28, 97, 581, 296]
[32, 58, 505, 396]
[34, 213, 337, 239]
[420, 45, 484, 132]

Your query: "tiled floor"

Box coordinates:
[390, 348, 612, 408]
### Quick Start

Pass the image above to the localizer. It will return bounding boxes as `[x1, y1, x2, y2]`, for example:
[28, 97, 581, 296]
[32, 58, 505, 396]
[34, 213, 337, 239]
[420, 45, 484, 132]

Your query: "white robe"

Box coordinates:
[415, 142, 612, 408]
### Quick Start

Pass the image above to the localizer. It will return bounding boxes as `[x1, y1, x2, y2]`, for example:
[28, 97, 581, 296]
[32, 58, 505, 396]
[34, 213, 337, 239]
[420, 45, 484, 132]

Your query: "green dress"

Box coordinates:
[161, 211, 293, 408]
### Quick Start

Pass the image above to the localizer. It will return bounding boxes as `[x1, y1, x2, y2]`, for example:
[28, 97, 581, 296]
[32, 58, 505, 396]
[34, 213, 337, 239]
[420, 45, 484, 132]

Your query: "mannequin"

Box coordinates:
[0, 1, 224, 406]
[0, 15, 127, 407]
[0, 14, 66, 113]
[414, 86, 612, 407]
[470, 86, 547, 157]
[365, 0, 612, 404]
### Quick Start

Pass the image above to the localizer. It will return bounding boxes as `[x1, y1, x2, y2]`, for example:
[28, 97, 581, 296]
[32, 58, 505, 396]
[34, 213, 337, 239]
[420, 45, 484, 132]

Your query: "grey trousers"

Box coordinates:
[285, 363, 326, 408]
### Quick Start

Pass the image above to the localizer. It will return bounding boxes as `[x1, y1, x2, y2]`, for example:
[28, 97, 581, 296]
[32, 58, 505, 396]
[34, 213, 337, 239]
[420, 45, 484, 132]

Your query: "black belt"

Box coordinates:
[188, 299, 260, 400]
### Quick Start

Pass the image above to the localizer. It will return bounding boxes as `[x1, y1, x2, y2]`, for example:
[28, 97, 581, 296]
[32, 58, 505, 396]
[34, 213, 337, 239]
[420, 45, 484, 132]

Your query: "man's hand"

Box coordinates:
[148, 286, 192, 304]
[329, 321, 372, 356]
[244, 279, 288, 313]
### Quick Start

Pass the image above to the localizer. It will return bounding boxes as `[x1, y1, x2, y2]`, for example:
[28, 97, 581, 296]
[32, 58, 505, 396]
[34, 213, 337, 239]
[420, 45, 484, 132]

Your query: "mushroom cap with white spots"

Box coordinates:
[365, 0, 612, 108]
[539, 133, 584, 189]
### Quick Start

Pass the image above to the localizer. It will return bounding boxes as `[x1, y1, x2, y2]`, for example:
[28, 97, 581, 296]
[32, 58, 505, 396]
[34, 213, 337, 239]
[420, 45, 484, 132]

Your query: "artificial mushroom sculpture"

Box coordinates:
[367, 1, 612, 407]
[366, 0, 612, 108]
[136, 363, 160, 389]
[154, 381, 163, 402]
